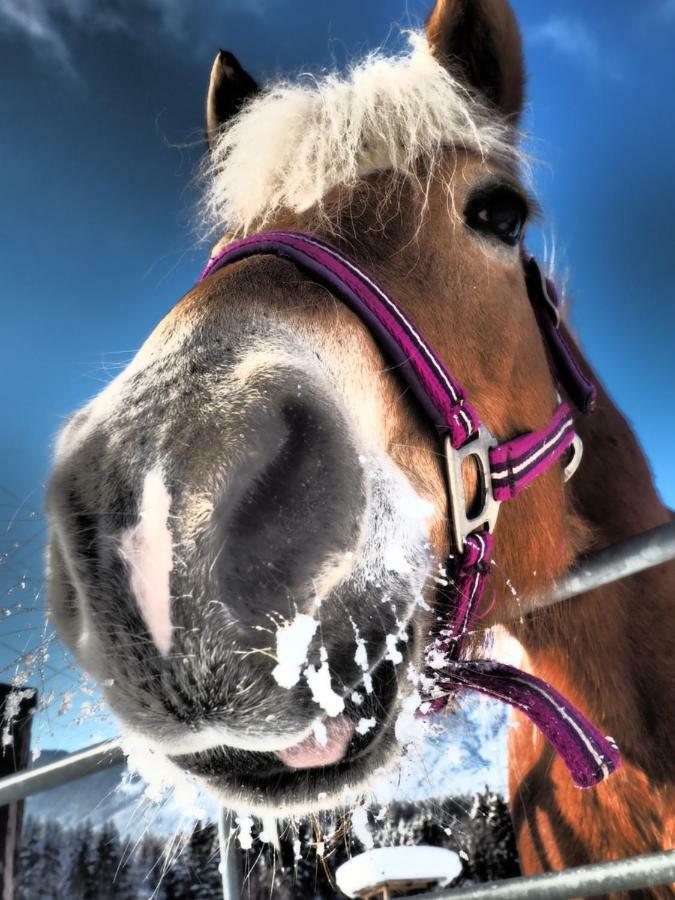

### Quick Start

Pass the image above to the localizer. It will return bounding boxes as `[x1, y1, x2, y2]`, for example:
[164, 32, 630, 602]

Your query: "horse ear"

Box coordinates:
[426, 0, 525, 121]
[206, 50, 259, 150]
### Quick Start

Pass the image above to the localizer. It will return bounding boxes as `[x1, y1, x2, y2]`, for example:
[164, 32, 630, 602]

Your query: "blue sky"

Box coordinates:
[1, 0, 673, 752]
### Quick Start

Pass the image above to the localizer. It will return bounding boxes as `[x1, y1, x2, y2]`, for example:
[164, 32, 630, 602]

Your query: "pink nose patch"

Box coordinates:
[119, 470, 173, 656]
[276, 716, 355, 769]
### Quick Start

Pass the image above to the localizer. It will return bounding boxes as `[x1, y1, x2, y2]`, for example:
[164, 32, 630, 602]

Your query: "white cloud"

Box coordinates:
[527, 16, 623, 82]
[0, 0, 267, 74]
[0, 0, 70, 66]
[657, 0, 675, 19]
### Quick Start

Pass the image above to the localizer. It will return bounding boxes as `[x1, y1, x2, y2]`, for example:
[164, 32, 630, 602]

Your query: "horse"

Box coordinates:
[45, 0, 674, 890]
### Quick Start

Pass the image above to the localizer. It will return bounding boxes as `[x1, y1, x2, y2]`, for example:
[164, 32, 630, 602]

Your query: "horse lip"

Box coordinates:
[168, 685, 397, 779]
[169, 710, 385, 778]
[275, 715, 356, 769]
[129, 721, 319, 757]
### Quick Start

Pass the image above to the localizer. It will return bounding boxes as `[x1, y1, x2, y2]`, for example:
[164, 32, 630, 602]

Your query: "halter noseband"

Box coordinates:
[199, 230, 620, 789]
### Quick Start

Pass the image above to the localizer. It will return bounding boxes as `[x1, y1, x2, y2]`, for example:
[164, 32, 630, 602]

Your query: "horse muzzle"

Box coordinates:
[45, 339, 431, 806]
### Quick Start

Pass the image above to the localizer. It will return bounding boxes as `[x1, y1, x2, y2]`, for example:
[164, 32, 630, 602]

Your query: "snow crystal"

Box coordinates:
[1, 688, 35, 748]
[312, 718, 328, 747]
[272, 613, 318, 689]
[356, 718, 376, 735]
[121, 732, 217, 826]
[354, 634, 368, 672]
[57, 691, 74, 716]
[425, 645, 448, 671]
[385, 634, 403, 665]
[305, 646, 345, 717]
[235, 813, 255, 850]
[394, 691, 422, 745]
[383, 540, 413, 575]
[349, 616, 374, 698]
[351, 806, 374, 850]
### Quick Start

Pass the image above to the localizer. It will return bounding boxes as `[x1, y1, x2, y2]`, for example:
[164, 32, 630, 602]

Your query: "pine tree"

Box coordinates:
[17, 817, 44, 899]
[186, 822, 222, 899]
[136, 835, 165, 898]
[91, 821, 120, 900]
[485, 791, 520, 879]
[86, 820, 135, 899]
[66, 820, 97, 900]
[464, 787, 520, 882]
[159, 839, 193, 900]
[110, 838, 137, 900]
[39, 821, 65, 899]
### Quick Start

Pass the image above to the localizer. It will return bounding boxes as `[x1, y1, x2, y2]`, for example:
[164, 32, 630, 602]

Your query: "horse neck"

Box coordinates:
[518, 324, 675, 780]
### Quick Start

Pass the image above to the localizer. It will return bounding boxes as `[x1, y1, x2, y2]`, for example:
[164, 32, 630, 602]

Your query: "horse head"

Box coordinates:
[46, 0, 590, 813]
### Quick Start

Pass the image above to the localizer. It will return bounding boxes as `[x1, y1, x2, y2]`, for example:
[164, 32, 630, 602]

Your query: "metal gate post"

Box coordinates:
[0, 685, 37, 900]
[218, 808, 242, 900]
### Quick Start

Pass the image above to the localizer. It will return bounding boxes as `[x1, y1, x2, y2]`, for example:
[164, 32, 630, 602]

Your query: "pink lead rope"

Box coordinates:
[199, 230, 620, 789]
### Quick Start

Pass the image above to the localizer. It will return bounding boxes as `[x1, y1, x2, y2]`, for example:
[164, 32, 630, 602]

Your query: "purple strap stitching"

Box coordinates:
[489, 404, 575, 501]
[273, 231, 479, 443]
[200, 231, 481, 447]
[438, 660, 620, 789]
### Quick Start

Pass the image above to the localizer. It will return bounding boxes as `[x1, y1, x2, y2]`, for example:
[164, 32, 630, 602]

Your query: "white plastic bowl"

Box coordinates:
[335, 845, 463, 898]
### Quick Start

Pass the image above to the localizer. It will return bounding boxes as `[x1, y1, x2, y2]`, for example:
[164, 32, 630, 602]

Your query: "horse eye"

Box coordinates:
[464, 185, 529, 247]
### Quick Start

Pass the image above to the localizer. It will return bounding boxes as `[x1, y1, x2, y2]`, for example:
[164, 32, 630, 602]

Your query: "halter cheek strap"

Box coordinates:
[199, 230, 620, 789]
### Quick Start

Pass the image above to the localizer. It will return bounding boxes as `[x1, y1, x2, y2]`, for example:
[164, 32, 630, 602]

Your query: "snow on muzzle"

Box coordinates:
[46, 351, 432, 789]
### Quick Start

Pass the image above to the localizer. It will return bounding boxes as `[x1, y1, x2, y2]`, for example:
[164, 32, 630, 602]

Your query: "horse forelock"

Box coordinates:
[198, 32, 525, 240]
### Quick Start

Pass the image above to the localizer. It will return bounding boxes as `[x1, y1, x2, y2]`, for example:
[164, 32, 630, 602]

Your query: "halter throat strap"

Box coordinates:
[199, 229, 620, 789]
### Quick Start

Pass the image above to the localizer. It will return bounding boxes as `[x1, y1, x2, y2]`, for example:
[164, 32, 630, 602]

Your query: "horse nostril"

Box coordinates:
[211, 391, 366, 626]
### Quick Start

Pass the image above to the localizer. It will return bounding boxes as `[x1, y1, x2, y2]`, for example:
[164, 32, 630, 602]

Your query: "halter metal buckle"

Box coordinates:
[563, 433, 584, 482]
[444, 429, 501, 553]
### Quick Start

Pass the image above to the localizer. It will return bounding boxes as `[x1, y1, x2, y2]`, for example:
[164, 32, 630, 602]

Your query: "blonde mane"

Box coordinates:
[199, 33, 522, 239]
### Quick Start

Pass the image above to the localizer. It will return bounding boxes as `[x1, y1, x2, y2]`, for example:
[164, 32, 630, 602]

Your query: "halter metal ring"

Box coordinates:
[444, 428, 501, 553]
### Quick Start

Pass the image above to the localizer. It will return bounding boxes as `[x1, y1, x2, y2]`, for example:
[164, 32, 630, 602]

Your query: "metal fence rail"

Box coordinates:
[534, 518, 675, 613]
[414, 850, 675, 900]
[0, 740, 124, 806]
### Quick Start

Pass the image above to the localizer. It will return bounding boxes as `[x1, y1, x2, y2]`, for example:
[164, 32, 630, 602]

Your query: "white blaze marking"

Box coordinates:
[120, 470, 174, 656]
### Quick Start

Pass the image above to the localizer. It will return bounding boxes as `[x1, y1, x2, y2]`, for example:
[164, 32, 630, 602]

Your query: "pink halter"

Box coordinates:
[200, 230, 619, 789]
